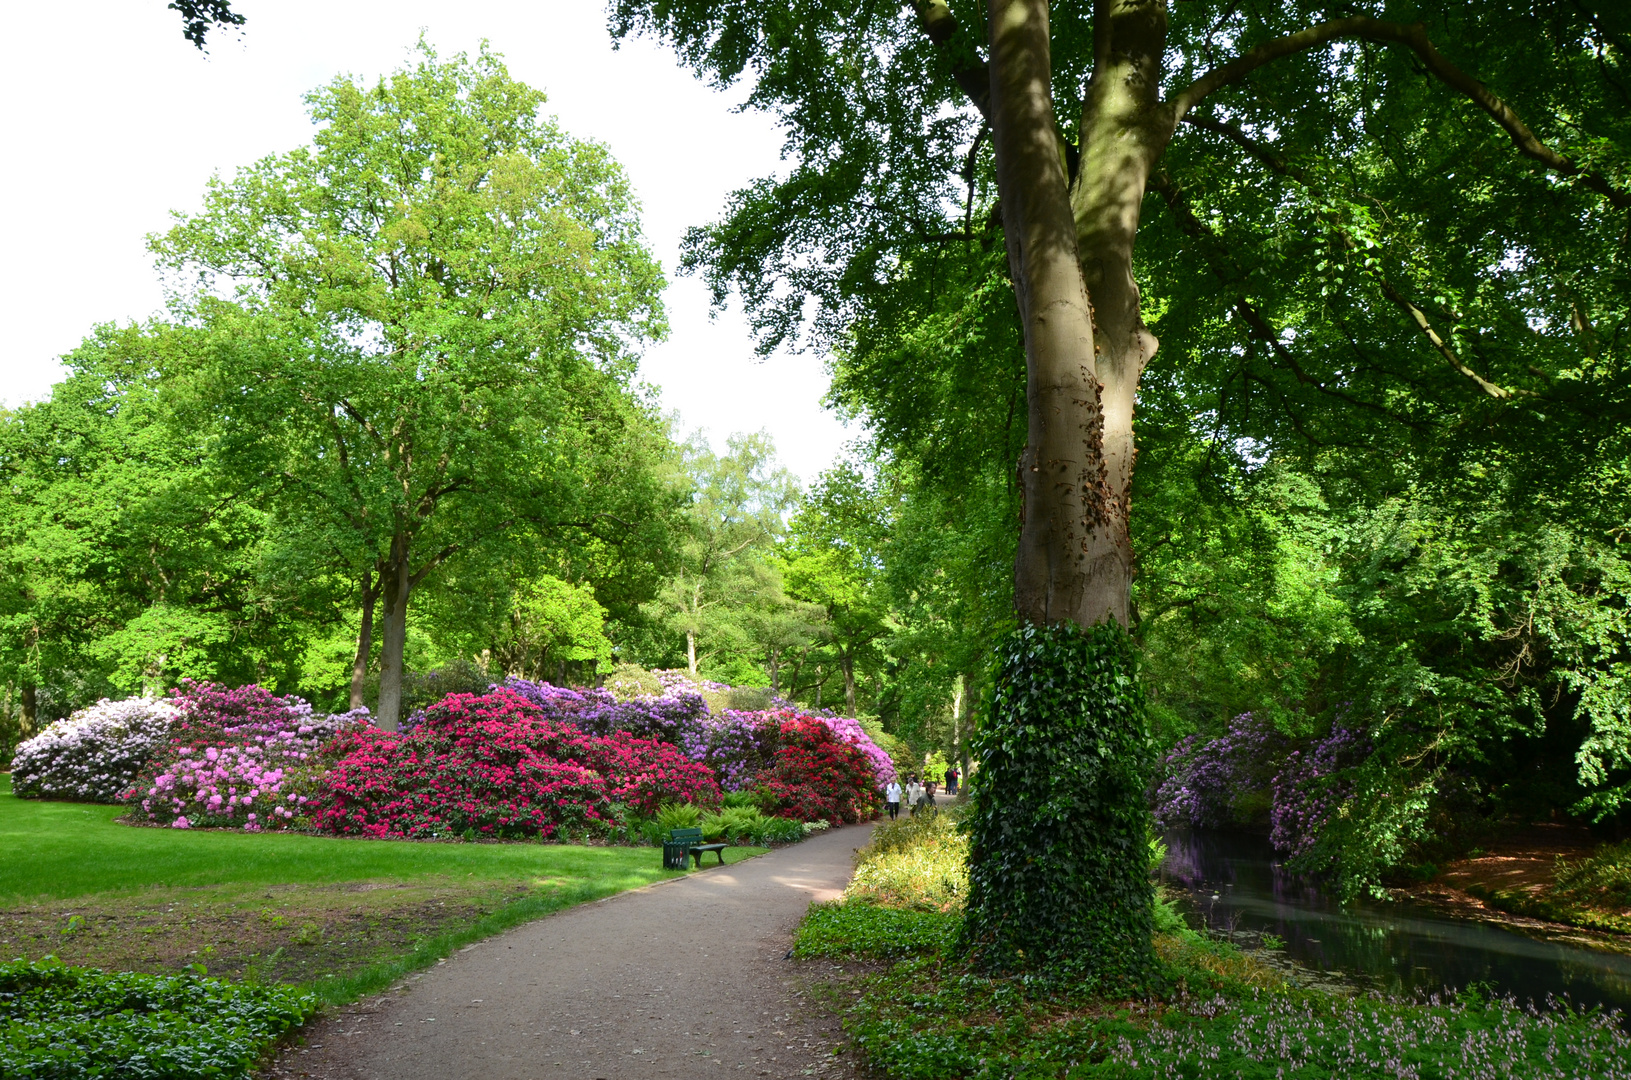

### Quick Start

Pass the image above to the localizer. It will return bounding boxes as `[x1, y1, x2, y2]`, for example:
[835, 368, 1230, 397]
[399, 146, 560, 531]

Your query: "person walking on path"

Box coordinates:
[885, 777, 902, 820]
[906, 775, 924, 816]
[945, 766, 959, 797]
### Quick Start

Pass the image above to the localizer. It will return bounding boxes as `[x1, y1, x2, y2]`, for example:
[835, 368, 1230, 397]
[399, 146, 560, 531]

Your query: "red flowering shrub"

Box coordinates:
[762, 718, 881, 824]
[308, 689, 719, 840]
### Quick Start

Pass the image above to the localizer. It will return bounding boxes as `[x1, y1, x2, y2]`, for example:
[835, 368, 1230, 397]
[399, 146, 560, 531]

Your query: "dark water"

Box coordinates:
[1161, 829, 1631, 1017]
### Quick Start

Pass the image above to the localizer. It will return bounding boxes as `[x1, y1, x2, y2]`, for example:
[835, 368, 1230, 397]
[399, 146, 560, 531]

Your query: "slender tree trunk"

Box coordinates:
[376, 536, 413, 731]
[20, 682, 37, 738]
[686, 629, 698, 676]
[349, 567, 378, 711]
[841, 650, 856, 717]
[769, 648, 781, 696]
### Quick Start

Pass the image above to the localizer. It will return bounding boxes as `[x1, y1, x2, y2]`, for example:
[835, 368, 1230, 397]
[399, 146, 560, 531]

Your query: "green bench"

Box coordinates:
[662, 826, 728, 870]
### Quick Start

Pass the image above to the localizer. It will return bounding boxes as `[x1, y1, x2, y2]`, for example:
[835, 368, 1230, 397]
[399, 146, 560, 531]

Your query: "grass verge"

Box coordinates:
[798, 811, 1631, 1078]
[1, 773, 768, 1075]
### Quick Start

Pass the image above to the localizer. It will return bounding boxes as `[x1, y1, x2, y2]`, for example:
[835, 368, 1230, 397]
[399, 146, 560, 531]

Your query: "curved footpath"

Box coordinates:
[267, 823, 874, 1080]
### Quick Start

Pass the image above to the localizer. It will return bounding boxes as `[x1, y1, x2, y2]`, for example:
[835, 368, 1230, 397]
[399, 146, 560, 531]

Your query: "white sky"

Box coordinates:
[0, 0, 850, 483]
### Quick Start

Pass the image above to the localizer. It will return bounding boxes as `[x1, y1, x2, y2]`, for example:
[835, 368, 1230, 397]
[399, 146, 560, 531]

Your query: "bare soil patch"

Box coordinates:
[0, 879, 538, 984]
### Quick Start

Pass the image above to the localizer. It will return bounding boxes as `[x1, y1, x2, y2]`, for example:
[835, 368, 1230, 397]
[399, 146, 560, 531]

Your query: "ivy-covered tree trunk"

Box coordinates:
[957, 0, 1162, 981]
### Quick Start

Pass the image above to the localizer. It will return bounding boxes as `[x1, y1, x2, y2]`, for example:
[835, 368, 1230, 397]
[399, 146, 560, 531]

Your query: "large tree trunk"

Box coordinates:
[990, 0, 1119, 629]
[841, 649, 856, 717]
[1066, 0, 1168, 625]
[349, 567, 378, 711]
[376, 537, 413, 731]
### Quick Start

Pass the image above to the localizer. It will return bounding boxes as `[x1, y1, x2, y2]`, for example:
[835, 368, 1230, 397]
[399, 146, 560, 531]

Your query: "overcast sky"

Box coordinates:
[0, 0, 851, 482]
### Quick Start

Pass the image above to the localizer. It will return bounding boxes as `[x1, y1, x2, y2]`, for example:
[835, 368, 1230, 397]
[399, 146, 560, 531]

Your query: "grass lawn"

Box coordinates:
[0, 774, 764, 1001]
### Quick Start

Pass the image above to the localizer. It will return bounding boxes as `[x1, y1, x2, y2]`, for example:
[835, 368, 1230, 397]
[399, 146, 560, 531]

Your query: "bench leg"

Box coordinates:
[713, 849, 726, 866]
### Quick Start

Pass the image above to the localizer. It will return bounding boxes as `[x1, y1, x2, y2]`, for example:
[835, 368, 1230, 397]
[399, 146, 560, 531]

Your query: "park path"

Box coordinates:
[267, 823, 873, 1080]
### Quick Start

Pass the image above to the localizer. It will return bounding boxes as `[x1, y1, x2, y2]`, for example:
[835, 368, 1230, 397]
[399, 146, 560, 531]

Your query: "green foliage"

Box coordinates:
[653, 803, 702, 833]
[603, 662, 664, 700]
[398, 660, 492, 717]
[489, 576, 614, 680]
[697, 806, 804, 845]
[793, 902, 958, 961]
[0, 958, 316, 1080]
[640, 432, 800, 678]
[959, 622, 1156, 984]
[846, 810, 969, 912]
[148, 40, 675, 725]
[1556, 841, 1631, 912]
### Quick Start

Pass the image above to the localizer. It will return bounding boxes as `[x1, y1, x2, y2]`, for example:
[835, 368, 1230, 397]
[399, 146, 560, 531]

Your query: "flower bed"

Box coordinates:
[309, 689, 720, 840]
[10, 697, 179, 803]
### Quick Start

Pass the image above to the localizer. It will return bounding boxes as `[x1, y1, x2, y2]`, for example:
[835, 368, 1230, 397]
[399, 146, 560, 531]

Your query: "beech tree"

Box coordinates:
[154, 43, 671, 729]
[611, 0, 1630, 976]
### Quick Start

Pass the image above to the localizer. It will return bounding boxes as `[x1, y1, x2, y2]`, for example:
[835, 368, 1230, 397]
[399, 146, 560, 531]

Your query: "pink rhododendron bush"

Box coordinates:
[308, 689, 721, 840]
[132, 682, 370, 832]
[11, 697, 180, 803]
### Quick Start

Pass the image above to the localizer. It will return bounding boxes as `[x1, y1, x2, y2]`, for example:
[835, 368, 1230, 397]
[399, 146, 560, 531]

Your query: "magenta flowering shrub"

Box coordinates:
[309, 689, 720, 839]
[11, 697, 180, 803]
[132, 682, 370, 831]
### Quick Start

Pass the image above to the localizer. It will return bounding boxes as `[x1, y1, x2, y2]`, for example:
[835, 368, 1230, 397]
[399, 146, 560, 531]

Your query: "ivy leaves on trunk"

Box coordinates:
[151, 41, 671, 728]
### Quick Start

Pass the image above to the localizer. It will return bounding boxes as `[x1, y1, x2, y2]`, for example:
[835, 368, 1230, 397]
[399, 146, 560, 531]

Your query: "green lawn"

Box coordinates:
[0, 773, 758, 901]
[0, 774, 765, 1000]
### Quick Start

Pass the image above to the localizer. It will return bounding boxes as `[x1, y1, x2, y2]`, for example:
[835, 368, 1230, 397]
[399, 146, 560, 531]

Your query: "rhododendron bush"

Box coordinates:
[500, 676, 895, 795]
[11, 697, 180, 803]
[760, 715, 883, 824]
[133, 682, 369, 832]
[310, 689, 720, 840]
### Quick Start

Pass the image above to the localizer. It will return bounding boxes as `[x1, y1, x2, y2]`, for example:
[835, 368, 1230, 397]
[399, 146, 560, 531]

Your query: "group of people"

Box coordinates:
[883, 764, 960, 820]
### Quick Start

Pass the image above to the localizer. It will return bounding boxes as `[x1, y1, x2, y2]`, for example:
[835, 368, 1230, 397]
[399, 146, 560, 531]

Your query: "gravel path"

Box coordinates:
[269, 824, 873, 1080]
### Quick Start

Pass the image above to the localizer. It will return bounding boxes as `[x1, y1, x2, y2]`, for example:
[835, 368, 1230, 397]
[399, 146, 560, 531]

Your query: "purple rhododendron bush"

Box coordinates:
[11, 697, 180, 803]
[311, 688, 721, 840]
[132, 682, 369, 831]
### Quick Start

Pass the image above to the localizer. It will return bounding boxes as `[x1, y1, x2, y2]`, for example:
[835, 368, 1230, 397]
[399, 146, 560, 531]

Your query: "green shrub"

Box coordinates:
[604, 663, 664, 700]
[720, 789, 763, 810]
[0, 958, 317, 1080]
[1555, 840, 1631, 909]
[794, 902, 959, 960]
[654, 803, 702, 832]
[700, 806, 768, 842]
[847, 811, 969, 912]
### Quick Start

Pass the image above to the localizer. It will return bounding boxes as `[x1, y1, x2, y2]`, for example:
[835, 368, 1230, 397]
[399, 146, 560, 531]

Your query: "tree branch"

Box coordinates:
[1168, 17, 1628, 209]
[907, 0, 991, 119]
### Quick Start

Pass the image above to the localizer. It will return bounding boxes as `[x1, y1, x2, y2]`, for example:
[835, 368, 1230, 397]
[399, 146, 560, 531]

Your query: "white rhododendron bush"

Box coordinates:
[10, 697, 180, 802]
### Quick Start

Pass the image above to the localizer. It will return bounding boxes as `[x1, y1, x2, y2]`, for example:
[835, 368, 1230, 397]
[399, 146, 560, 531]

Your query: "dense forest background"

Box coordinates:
[6, 5, 1631, 893]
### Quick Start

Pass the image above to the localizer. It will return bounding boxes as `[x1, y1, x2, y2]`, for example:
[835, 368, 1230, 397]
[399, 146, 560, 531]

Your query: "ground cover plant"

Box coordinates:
[1456, 840, 1631, 937]
[795, 796, 1631, 1079]
[0, 958, 317, 1080]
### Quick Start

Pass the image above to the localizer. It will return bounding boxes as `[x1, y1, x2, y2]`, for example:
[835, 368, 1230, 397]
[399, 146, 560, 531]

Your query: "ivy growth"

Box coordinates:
[957, 621, 1156, 984]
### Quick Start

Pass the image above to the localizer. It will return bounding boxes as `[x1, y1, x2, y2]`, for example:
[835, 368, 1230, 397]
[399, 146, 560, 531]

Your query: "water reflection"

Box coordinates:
[1161, 829, 1631, 1017]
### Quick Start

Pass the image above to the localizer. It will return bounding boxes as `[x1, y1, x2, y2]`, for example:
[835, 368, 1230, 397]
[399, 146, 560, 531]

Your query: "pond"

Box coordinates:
[1161, 829, 1631, 1018]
